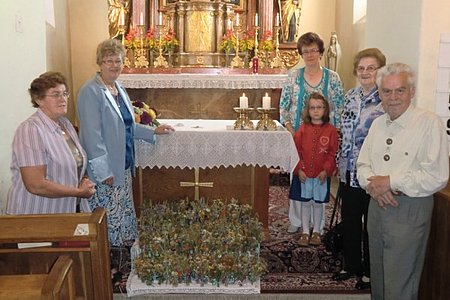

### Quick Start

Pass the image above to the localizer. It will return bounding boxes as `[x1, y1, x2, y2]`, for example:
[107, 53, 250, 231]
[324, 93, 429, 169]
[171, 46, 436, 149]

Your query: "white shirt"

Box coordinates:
[357, 104, 449, 197]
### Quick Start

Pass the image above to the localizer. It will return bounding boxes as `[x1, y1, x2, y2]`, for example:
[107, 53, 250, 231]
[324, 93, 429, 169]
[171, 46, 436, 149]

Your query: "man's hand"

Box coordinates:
[367, 175, 399, 208]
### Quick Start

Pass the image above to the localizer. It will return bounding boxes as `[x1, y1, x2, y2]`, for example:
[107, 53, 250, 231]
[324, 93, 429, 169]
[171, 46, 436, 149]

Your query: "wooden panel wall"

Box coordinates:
[419, 182, 450, 299]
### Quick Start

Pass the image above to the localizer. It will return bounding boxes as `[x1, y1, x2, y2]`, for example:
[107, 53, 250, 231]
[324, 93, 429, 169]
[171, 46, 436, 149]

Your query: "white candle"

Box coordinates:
[275, 13, 280, 27]
[239, 93, 248, 109]
[255, 13, 259, 26]
[227, 19, 232, 30]
[262, 92, 271, 109]
[235, 14, 239, 26]
[118, 9, 125, 26]
[159, 12, 163, 25]
[139, 12, 144, 26]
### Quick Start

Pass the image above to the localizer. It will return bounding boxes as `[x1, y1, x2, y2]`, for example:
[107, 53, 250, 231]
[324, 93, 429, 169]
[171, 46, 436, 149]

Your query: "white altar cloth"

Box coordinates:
[135, 119, 299, 173]
[119, 73, 289, 89]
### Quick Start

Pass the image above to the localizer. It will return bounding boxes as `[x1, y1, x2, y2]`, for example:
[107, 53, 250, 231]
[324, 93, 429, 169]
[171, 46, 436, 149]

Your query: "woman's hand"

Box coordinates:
[155, 124, 175, 135]
[78, 177, 96, 198]
[103, 176, 114, 186]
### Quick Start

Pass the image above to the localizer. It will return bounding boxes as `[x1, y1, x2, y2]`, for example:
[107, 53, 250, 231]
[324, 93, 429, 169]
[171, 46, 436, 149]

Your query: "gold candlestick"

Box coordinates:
[253, 26, 260, 59]
[154, 24, 169, 68]
[271, 25, 285, 69]
[256, 108, 277, 131]
[233, 107, 255, 130]
[231, 17, 244, 68]
[134, 25, 149, 68]
[119, 25, 132, 68]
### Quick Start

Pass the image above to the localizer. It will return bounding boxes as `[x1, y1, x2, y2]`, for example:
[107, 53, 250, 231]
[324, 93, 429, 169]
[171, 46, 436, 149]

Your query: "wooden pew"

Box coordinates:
[0, 255, 75, 300]
[0, 208, 112, 300]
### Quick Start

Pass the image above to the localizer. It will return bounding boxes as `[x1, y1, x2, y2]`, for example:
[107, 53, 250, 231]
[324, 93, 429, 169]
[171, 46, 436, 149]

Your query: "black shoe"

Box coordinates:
[332, 271, 354, 281]
[355, 279, 371, 290]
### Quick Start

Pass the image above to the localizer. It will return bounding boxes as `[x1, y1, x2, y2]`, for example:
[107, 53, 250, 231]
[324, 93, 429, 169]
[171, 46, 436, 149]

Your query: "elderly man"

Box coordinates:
[357, 63, 449, 300]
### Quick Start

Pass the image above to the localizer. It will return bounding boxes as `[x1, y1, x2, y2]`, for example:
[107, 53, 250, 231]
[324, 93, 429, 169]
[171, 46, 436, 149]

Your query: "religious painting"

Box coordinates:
[229, 0, 244, 10]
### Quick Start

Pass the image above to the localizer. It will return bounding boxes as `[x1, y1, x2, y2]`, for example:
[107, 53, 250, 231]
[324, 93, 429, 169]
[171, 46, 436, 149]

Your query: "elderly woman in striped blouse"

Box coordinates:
[7, 72, 95, 214]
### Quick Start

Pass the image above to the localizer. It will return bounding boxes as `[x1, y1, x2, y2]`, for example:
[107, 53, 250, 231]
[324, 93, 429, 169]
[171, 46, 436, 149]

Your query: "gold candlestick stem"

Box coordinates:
[134, 25, 149, 68]
[231, 23, 244, 68]
[271, 25, 285, 69]
[253, 26, 259, 59]
[154, 24, 169, 68]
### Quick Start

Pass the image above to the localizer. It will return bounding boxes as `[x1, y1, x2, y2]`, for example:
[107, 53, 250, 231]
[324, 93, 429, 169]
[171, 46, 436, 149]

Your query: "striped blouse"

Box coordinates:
[7, 109, 90, 214]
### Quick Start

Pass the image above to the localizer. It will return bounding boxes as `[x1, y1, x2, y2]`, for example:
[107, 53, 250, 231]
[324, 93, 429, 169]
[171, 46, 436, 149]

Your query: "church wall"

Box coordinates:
[67, 0, 109, 126]
[46, 0, 74, 120]
[366, 0, 441, 111]
[417, 0, 450, 112]
[0, 0, 47, 212]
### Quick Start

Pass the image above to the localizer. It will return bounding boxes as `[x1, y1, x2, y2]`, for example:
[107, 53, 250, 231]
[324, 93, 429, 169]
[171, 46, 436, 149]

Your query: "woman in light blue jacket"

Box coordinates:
[77, 39, 173, 246]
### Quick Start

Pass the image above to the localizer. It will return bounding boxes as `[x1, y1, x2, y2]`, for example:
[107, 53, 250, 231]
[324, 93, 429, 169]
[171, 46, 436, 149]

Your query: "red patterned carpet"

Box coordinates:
[111, 180, 369, 296]
[260, 186, 367, 294]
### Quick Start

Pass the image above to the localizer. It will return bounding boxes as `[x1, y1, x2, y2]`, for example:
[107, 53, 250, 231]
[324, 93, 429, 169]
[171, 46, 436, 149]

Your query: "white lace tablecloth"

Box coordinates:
[119, 73, 289, 89]
[135, 119, 299, 173]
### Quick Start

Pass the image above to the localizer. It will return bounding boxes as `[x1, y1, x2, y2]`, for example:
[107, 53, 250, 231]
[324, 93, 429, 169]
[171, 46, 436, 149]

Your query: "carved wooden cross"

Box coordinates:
[179, 168, 214, 200]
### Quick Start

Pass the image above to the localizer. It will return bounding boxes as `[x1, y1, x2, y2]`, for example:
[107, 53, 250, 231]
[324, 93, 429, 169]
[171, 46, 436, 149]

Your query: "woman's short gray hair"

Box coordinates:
[96, 39, 126, 65]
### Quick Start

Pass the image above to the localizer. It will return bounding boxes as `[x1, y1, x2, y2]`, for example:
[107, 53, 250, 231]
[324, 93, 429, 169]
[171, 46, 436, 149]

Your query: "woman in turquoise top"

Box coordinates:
[279, 32, 344, 234]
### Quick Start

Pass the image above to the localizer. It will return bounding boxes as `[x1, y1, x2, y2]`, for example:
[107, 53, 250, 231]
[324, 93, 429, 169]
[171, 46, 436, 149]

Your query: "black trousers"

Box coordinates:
[340, 173, 370, 277]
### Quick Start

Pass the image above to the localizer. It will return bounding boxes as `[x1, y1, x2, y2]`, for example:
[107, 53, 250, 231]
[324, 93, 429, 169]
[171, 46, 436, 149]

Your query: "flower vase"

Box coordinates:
[244, 50, 250, 68]
[149, 50, 155, 68]
[167, 49, 174, 67]
[225, 51, 231, 67]
[264, 50, 271, 68]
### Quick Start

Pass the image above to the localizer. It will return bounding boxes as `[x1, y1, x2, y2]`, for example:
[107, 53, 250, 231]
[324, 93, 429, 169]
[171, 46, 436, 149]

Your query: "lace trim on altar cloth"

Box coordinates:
[126, 271, 261, 296]
[127, 241, 260, 296]
[118, 73, 289, 89]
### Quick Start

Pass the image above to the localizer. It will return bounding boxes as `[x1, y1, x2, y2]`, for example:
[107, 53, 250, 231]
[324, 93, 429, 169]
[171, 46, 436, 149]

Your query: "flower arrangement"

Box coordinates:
[259, 30, 274, 52]
[132, 100, 160, 127]
[220, 29, 237, 53]
[239, 30, 256, 53]
[145, 28, 158, 52]
[161, 28, 179, 53]
[124, 28, 139, 50]
[134, 198, 267, 286]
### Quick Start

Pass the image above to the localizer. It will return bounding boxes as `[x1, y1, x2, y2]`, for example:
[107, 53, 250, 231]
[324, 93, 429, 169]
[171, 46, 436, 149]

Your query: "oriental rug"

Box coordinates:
[111, 174, 369, 296]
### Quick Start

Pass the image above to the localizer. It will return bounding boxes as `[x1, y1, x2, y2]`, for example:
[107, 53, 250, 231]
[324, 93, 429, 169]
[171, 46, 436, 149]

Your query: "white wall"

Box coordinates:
[0, 0, 72, 212]
[68, 0, 109, 127]
[365, 0, 450, 111]
[0, 0, 46, 212]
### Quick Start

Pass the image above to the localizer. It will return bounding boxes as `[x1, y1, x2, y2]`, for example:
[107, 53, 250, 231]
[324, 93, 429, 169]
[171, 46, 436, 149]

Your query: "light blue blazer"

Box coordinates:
[77, 73, 155, 186]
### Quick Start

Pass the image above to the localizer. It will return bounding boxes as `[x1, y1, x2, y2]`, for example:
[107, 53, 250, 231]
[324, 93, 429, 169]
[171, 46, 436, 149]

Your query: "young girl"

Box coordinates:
[290, 92, 339, 246]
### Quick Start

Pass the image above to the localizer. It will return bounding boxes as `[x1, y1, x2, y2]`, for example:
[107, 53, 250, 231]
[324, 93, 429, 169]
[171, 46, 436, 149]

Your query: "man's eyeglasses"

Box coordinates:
[102, 59, 123, 66]
[357, 65, 379, 73]
[301, 48, 320, 55]
[44, 91, 70, 99]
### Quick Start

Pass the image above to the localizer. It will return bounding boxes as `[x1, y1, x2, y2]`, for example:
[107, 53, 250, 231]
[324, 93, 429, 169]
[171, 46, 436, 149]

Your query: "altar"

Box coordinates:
[133, 119, 299, 229]
[119, 69, 289, 120]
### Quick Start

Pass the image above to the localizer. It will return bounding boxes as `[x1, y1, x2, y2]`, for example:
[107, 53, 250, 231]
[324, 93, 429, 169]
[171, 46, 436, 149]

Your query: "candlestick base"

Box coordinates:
[271, 55, 285, 69]
[134, 48, 149, 68]
[256, 108, 277, 131]
[233, 107, 255, 130]
[154, 54, 169, 68]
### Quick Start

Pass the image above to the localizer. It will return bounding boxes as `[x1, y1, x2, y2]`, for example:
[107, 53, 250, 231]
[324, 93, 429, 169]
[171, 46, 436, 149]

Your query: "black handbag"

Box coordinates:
[324, 185, 344, 255]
